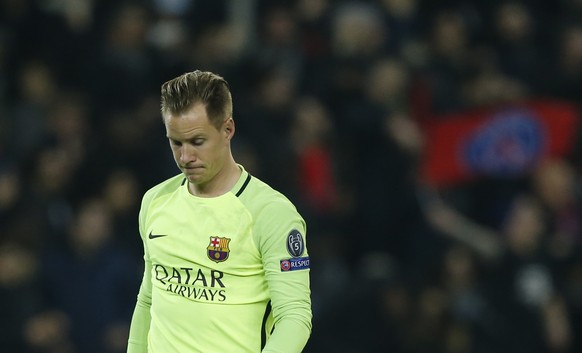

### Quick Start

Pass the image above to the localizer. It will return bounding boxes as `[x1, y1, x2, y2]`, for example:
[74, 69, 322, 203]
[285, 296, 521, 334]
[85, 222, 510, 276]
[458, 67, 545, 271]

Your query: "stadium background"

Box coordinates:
[1, 0, 581, 352]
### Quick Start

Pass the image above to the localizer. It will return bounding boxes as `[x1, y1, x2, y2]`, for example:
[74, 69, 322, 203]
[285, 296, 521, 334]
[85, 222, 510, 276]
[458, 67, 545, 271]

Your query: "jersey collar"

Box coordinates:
[232, 164, 251, 197]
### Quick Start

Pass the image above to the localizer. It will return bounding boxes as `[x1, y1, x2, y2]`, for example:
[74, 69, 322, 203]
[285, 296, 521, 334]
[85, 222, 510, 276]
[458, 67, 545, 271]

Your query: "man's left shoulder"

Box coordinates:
[250, 177, 295, 204]
[240, 176, 299, 215]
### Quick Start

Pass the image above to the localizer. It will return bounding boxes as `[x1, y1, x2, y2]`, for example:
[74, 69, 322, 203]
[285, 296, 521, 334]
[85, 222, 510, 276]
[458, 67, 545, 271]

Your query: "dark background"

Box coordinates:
[1, 0, 582, 352]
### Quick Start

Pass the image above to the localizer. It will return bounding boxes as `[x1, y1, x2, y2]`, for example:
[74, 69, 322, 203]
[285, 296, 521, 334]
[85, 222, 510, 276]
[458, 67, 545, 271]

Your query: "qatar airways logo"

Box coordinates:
[154, 264, 226, 302]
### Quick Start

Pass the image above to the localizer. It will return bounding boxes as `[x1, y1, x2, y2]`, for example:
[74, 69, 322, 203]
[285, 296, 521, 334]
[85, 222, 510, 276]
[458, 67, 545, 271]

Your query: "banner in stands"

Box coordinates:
[420, 100, 580, 187]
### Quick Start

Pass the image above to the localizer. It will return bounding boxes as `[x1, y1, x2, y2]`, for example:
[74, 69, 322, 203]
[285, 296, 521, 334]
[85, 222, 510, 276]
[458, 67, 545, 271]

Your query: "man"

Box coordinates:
[127, 70, 312, 353]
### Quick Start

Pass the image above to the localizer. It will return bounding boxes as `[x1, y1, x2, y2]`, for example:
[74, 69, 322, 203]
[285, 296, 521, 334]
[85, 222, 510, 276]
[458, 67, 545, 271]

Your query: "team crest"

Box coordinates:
[207, 236, 231, 263]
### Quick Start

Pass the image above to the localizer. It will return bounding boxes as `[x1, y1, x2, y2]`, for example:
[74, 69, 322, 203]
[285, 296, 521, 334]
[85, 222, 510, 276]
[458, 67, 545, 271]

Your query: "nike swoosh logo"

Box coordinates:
[148, 231, 169, 239]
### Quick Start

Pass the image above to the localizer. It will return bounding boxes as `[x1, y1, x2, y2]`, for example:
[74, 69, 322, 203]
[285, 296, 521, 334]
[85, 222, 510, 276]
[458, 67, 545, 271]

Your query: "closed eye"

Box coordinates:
[191, 138, 205, 146]
[169, 139, 182, 146]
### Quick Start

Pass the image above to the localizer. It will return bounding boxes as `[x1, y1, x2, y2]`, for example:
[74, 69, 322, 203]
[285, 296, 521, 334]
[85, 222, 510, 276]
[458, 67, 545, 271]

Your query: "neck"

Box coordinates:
[188, 158, 240, 197]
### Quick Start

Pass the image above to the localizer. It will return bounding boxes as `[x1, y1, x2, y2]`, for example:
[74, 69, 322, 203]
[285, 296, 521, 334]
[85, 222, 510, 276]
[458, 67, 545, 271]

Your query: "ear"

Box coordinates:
[224, 117, 235, 141]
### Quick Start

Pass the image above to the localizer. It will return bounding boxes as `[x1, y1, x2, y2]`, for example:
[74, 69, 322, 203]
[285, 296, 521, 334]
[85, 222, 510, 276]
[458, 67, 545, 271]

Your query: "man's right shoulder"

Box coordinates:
[142, 174, 185, 203]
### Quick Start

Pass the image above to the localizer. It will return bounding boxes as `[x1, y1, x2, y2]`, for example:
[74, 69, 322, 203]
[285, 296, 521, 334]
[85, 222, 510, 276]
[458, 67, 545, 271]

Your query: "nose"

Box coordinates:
[179, 144, 197, 165]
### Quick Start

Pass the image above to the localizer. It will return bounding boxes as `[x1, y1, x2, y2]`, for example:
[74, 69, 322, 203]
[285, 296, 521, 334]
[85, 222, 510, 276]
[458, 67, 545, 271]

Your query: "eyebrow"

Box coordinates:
[167, 133, 207, 141]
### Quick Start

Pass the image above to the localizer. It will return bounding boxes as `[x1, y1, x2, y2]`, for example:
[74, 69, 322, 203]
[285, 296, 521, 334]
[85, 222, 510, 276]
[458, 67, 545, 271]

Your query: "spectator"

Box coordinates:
[36, 197, 140, 353]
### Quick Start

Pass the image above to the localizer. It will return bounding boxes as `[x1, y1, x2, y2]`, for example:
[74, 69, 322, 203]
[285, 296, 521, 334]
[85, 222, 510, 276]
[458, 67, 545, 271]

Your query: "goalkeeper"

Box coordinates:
[127, 70, 312, 353]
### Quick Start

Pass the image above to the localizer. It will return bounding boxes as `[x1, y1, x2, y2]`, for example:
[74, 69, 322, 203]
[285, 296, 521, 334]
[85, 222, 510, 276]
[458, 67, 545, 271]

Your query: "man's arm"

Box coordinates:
[255, 201, 312, 353]
[127, 257, 152, 353]
[127, 198, 153, 353]
[261, 275, 312, 353]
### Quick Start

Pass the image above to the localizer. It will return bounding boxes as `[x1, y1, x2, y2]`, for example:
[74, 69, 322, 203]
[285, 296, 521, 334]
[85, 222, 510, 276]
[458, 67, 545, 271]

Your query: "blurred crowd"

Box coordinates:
[1, 0, 582, 352]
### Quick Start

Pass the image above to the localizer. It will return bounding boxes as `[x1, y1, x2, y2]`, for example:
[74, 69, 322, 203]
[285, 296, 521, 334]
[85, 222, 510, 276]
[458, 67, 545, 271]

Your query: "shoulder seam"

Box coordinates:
[235, 174, 252, 197]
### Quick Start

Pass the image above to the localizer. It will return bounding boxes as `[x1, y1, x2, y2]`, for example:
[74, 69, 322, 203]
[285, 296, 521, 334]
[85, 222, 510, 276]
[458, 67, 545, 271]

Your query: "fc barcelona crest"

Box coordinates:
[207, 236, 231, 263]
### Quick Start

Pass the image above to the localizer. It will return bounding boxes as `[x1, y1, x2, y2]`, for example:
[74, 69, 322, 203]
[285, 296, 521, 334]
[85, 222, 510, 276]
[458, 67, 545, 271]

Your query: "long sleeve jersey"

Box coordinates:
[127, 166, 312, 353]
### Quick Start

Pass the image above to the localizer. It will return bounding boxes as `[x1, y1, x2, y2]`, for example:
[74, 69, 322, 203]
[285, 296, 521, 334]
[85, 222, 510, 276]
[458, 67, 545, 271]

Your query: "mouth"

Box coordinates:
[182, 165, 203, 172]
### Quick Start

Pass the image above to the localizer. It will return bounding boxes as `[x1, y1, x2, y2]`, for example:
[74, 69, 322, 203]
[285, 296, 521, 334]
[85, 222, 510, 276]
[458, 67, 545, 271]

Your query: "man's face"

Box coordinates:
[164, 103, 230, 187]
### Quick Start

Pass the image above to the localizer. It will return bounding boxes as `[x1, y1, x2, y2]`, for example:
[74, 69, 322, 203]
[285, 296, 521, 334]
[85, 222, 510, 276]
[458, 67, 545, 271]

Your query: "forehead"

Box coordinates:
[164, 103, 214, 136]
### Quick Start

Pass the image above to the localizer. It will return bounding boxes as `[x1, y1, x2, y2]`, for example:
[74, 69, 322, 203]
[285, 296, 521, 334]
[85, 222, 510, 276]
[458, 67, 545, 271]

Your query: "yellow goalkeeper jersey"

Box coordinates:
[127, 166, 312, 353]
